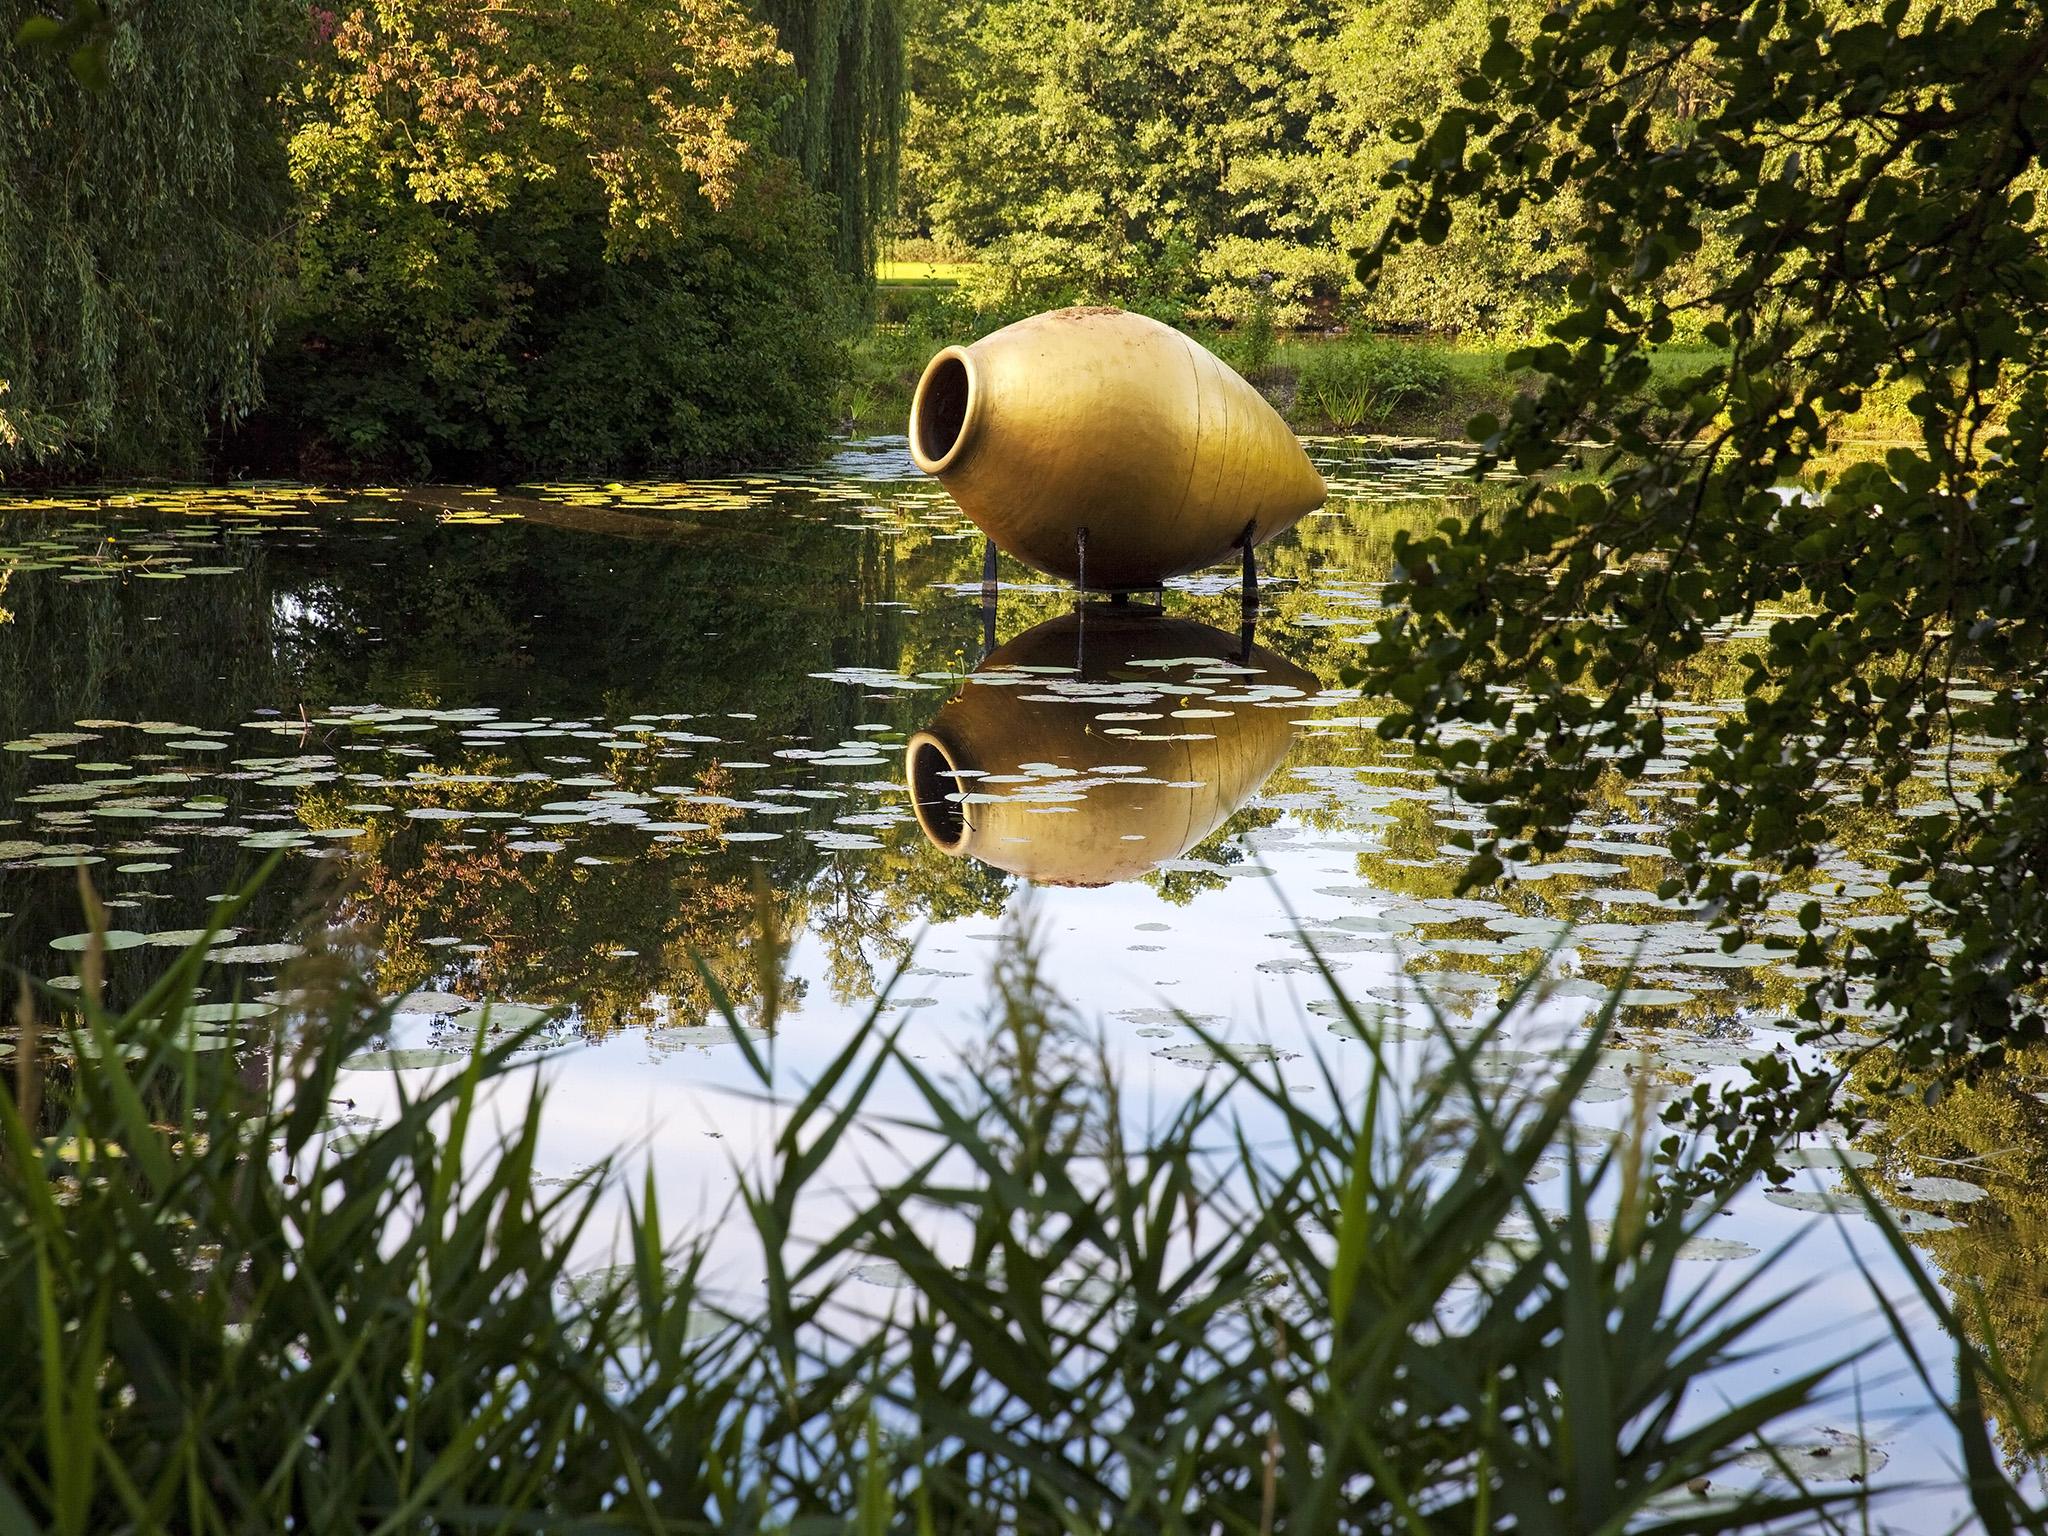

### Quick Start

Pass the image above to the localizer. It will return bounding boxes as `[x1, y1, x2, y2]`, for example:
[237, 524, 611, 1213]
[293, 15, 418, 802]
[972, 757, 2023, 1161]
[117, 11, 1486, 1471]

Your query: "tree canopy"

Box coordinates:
[759, 0, 903, 277]
[0, 0, 296, 473]
[1352, 0, 2048, 1159]
[1, 0, 896, 478]
[263, 0, 848, 474]
[895, 0, 1611, 329]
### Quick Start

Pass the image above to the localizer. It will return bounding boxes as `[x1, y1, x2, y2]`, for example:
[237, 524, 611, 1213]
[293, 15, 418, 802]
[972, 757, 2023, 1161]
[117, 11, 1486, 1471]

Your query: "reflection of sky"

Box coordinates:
[0, 447, 2019, 1526]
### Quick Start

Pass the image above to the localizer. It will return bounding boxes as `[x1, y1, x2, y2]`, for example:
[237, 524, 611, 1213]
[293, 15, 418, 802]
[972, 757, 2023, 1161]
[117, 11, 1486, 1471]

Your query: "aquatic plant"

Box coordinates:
[1295, 341, 1455, 429]
[0, 895, 2037, 1530]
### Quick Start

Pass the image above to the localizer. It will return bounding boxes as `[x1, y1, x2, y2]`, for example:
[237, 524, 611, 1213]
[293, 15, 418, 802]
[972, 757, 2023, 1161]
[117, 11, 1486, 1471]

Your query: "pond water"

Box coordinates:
[2, 438, 2039, 1522]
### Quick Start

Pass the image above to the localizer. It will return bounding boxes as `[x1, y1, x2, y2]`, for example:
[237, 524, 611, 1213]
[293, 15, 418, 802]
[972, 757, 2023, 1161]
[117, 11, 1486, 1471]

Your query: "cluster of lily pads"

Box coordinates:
[0, 450, 2012, 1269]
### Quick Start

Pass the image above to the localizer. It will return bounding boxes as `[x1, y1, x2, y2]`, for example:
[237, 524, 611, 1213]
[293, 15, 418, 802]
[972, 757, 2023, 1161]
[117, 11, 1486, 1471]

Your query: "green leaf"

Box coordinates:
[67, 37, 109, 91]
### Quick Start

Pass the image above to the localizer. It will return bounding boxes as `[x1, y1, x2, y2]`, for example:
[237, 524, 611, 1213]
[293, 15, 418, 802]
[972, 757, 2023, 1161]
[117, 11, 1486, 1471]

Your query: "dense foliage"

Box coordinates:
[899, 0, 1334, 323]
[1353, 0, 2048, 1165]
[252, 0, 850, 476]
[759, 0, 904, 278]
[0, 0, 296, 475]
[894, 0, 1620, 330]
[3, 0, 885, 479]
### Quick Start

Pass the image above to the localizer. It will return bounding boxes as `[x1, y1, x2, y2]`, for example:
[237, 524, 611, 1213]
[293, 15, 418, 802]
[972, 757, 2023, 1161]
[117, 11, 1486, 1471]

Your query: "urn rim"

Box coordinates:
[905, 729, 970, 852]
[908, 345, 981, 475]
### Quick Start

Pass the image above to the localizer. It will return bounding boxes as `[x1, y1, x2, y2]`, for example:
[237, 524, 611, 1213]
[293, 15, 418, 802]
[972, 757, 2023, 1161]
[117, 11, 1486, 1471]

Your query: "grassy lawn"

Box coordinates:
[875, 259, 977, 285]
[843, 326, 1736, 441]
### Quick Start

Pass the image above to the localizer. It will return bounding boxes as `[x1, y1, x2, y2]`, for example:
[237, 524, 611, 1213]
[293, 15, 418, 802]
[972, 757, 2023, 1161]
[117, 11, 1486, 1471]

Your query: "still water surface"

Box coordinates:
[1, 438, 2038, 1522]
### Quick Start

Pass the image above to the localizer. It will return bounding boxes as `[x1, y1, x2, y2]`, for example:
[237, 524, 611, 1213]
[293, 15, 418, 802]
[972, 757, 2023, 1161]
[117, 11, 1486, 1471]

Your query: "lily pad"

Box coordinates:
[1734, 1431, 1888, 1484]
[850, 1259, 917, 1289]
[147, 927, 244, 949]
[646, 1022, 770, 1051]
[1154, 1041, 1295, 1069]
[51, 930, 148, 952]
[1894, 1174, 1988, 1205]
[187, 1001, 278, 1024]
[1776, 1145, 1877, 1171]
[1764, 1186, 1959, 1232]
[1676, 1235, 1760, 1262]
[207, 942, 306, 964]
[391, 990, 472, 1016]
[340, 1047, 476, 1072]
[448, 1001, 555, 1031]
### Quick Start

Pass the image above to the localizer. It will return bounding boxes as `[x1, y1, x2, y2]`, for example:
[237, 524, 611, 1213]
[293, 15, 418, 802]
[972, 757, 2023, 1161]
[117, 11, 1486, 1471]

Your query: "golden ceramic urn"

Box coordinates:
[907, 307, 1327, 589]
[905, 608, 1319, 886]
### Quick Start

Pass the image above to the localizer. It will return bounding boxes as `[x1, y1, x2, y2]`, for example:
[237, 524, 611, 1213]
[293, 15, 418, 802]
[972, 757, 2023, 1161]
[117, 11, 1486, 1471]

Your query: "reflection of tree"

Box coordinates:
[301, 753, 783, 1031]
[1846, 1046, 2048, 1469]
[1144, 811, 1273, 906]
[0, 469, 1954, 1064]
[807, 839, 1009, 1003]
[0, 510, 287, 755]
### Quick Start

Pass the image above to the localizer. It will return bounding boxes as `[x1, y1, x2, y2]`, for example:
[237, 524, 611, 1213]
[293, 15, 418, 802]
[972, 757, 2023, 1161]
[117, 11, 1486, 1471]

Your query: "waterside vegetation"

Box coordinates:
[2, 0, 900, 480]
[6, 893, 2041, 1532]
[8, 0, 2048, 1522]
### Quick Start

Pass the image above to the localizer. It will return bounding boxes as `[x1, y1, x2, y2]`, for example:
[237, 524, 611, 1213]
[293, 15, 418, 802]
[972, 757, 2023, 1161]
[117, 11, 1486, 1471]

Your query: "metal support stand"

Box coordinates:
[979, 538, 999, 660]
[1238, 527, 1259, 662]
[1073, 525, 1092, 673]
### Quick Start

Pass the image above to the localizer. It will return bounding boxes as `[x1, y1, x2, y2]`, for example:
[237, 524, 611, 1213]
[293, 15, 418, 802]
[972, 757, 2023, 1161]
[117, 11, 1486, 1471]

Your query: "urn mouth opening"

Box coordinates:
[910, 347, 978, 474]
[907, 731, 968, 851]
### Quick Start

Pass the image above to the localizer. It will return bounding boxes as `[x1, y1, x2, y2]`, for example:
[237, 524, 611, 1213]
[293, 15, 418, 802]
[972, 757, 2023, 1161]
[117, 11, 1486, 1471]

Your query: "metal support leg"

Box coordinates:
[1076, 525, 1089, 597]
[979, 538, 998, 659]
[1239, 529, 1258, 661]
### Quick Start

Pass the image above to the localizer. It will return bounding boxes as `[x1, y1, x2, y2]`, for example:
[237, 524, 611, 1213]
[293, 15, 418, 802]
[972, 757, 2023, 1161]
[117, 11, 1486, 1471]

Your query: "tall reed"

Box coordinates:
[0, 891, 2037, 1532]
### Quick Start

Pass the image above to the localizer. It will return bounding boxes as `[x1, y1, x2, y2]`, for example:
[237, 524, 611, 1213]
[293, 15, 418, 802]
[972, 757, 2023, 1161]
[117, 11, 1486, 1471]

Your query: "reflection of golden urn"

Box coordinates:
[907, 307, 1327, 589]
[906, 608, 1319, 886]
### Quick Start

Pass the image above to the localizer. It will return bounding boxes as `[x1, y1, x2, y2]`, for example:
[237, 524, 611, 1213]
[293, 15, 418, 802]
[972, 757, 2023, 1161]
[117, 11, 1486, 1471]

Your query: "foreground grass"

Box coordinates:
[1, 893, 2039, 1531]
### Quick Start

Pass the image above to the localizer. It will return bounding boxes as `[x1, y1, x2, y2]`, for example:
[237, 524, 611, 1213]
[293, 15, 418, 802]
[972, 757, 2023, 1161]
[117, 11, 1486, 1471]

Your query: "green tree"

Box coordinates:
[1310, 0, 1580, 333]
[757, 0, 904, 278]
[0, 0, 297, 475]
[1354, 0, 2048, 1162]
[261, 0, 850, 476]
[898, 0, 1334, 321]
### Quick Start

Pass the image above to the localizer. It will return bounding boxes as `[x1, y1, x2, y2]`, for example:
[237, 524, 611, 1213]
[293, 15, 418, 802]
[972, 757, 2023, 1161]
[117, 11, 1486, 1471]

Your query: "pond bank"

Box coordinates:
[845, 328, 1937, 447]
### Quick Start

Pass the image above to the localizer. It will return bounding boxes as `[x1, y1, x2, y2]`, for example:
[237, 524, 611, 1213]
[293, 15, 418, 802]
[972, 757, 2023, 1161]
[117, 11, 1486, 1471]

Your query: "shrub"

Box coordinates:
[249, 0, 850, 478]
[1295, 338, 1454, 428]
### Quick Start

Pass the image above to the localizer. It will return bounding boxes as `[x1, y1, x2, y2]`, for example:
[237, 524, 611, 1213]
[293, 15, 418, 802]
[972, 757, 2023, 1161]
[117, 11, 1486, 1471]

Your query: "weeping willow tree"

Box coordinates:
[0, 1, 298, 476]
[757, 0, 902, 278]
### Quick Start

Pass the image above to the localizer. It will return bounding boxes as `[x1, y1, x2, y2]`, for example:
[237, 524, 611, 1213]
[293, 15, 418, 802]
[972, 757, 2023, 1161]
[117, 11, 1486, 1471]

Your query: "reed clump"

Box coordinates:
[0, 896, 2033, 1532]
